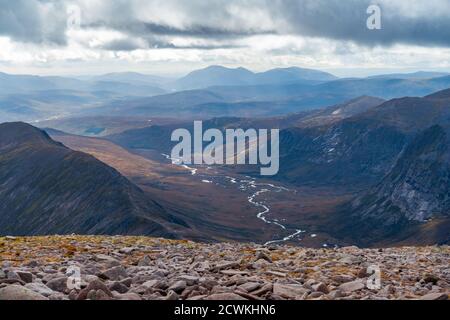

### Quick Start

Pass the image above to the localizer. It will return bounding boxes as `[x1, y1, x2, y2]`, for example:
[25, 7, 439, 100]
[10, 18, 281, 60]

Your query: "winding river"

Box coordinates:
[162, 154, 304, 245]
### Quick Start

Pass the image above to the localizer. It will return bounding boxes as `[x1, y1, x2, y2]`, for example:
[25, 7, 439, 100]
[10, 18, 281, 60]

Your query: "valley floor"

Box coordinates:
[0, 236, 448, 300]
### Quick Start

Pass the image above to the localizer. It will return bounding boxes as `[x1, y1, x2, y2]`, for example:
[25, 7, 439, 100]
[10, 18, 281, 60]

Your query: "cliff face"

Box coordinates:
[369, 125, 450, 222]
[0, 122, 188, 237]
[333, 125, 450, 245]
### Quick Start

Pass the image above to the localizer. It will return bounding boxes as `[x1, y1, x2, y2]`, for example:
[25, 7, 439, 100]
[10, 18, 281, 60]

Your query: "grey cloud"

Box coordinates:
[83, 0, 450, 50]
[90, 19, 267, 50]
[0, 0, 67, 45]
[2, 0, 450, 50]
[272, 0, 450, 47]
[100, 38, 147, 51]
[100, 37, 243, 51]
[86, 20, 275, 39]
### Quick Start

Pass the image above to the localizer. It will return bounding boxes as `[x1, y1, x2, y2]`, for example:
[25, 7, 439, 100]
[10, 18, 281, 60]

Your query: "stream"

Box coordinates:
[162, 154, 304, 245]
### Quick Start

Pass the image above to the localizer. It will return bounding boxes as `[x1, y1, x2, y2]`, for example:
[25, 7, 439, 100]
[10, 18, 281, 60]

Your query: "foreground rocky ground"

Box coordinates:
[0, 236, 448, 300]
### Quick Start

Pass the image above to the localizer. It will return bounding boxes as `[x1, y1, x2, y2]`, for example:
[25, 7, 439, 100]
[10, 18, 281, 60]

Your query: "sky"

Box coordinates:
[0, 0, 450, 77]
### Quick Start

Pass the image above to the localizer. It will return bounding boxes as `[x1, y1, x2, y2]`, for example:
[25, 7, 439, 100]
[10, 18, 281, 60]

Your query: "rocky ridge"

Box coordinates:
[0, 236, 448, 300]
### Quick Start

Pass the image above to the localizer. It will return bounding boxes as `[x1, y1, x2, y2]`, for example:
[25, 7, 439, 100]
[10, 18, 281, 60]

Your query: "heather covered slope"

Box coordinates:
[0, 122, 188, 237]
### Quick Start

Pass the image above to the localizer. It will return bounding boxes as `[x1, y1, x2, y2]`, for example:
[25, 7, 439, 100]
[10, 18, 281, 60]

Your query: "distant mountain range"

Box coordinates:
[2, 67, 450, 122]
[0, 71, 167, 122]
[0, 122, 188, 237]
[368, 71, 450, 80]
[83, 75, 450, 119]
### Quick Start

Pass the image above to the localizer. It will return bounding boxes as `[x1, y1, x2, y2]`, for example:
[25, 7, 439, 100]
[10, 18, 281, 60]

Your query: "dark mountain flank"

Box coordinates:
[333, 124, 450, 246]
[328, 89, 450, 246]
[0, 122, 188, 237]
[276, 89, 450, 188]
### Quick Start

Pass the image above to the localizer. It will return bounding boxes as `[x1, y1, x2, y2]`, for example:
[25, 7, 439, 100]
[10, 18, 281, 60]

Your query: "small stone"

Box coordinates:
[137, 255, 152, 267]
[165, 290, 179, 300]
[332, 274, 355, 284]
[94, 289, 112, 300]
[199, 278, 218, 290]
[211, 261, 240, 272]
[151, 269, 169, 277]
[0, 285, 49, 300]
[252, 259, 270, 269]
[77, 280, 113, 300]
[238, 282, 261, 292]
[251, 283, 273, 296]
[120, 278, 133, 287]
[142, 279, 167, 290]
[25, 260, 39, 268]
[256, 251, 272, 263]
[100, 266, 128, 281]
[309, 291, 324, 298]
[357, 268, 369, 278]
[68, 289, 78, 300]
[420, 292, 448, 300]
[220, 270, 249, 276]
[7, 271, 21, 281]
[205, 293, 247, 300]
[24, 282, 54, 297]
[178, 275, 199, 286]
[115, 292, 142, 300]
[48, 292, 68, 300]
[339, 254, 363, 265]
[273, 283, 309, 299]
[338, 280, 365, 293]
[187, 295, 207, 300]
[119, 247, 138, 254]
[109, 281, 129, 294]
[328, 289, 345, 299]
[265, 271, 287, 277]
[423, 274, 439, 285]
[46, 277, 68, 293]
[168, 280, 187, 293]
[16, 271, 33, 283]
[0, 278, 25, 285]
[95, 254, 119, 263]
[312, 282, 329, 294]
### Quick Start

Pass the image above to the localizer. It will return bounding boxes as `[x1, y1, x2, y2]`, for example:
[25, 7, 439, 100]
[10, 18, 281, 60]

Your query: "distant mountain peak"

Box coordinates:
[174, 65, 337, 90]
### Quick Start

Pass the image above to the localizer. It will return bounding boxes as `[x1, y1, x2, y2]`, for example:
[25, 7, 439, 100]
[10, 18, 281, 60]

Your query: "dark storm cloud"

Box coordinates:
[100, 38, 146, 51]
[0, 0, 67, 45]
[99, 37, 243, 51]
[272, 0, 450, 47]
[89, 21, 275, 39]
[80, 0, 450, 49]
[1, 0, 450, 49]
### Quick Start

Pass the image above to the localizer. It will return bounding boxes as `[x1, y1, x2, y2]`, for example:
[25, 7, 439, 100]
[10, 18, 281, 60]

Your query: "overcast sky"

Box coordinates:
[1, 0, 450, 77]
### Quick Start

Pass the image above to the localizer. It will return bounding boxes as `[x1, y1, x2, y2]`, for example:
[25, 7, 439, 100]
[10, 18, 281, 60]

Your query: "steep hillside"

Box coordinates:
[277, 89, 450, 189]
[333, 124, 450, 246]
[0, 122, 188, 237]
